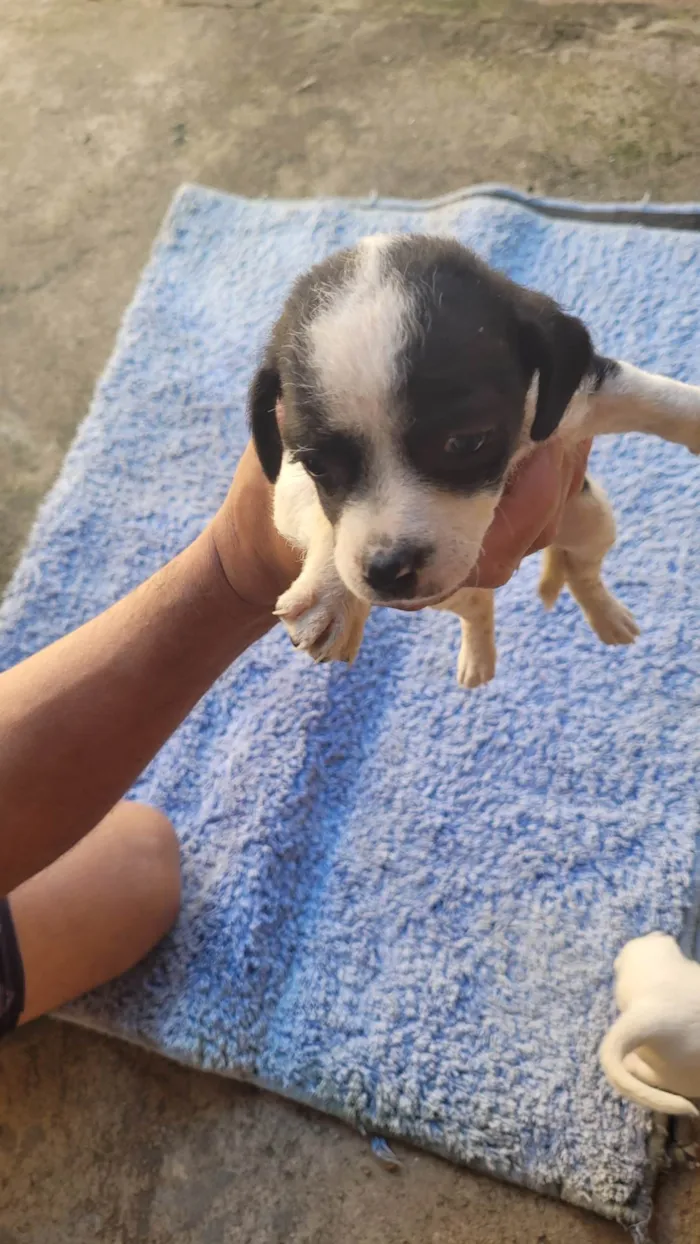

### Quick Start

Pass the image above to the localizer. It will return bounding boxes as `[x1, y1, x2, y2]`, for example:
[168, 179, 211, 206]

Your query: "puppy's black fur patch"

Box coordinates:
[382, 235, 594, 478]
[515, 294, 593, 441]
[591, 354, 620, 390]
[387, 238, 527, 490]
[249, 248, 359, 494]
[291, 429, 369, 524]
[248, 358, 283, 482]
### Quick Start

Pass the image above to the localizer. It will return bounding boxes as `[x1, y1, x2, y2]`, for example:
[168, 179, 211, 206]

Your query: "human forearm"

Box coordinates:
[0, 529, 271, 893]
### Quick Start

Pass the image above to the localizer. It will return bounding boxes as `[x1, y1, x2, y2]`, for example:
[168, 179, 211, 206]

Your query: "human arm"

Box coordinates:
[0, 438, 588, 894]
[0, 447, 299, 894]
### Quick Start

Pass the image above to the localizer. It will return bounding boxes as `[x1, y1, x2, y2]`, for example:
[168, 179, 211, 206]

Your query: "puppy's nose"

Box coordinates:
[364, 545, 428, 598]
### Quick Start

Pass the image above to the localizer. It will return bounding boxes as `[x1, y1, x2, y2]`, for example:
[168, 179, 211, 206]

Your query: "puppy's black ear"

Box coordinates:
[517, 298, 593, 442]
[248, 359, 283, 482]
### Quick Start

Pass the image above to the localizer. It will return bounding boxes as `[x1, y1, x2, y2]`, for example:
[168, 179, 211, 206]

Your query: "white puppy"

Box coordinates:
[599, 932, 700, 1117]
[248, 234, 700, 684]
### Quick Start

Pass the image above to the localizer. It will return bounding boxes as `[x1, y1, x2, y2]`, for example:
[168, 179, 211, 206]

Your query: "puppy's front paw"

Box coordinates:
[275, 583, 368, 665]
[457, 639, 496, 689]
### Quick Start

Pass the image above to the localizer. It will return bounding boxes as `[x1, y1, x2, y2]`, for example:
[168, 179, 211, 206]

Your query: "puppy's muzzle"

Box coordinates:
[363, 542, 432, 601]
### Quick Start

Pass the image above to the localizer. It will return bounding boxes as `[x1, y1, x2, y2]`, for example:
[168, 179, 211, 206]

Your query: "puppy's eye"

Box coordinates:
[297, 452, 328, 480]
[443, 431, 489, 457]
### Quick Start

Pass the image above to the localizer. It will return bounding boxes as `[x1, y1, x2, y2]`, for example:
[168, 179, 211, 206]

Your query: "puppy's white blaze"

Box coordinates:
[360, 232, 398, 259]
[307, 235, 412, 434]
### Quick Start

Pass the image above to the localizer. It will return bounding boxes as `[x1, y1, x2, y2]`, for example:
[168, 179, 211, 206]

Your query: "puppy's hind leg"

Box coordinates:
[437, 588, 497, 689]
[540, 477, 640, 646]
[538, 545, 568, 612]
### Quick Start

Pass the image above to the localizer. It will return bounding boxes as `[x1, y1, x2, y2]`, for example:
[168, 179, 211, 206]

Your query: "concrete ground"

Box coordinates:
[2, 1, 700, 1240]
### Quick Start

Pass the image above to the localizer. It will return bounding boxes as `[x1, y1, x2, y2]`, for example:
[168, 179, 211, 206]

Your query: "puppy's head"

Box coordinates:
[249, 233, 593, 606]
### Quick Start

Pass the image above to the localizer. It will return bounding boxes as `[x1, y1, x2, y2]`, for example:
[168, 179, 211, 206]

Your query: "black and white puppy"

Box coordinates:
[249, 234, 700, 686]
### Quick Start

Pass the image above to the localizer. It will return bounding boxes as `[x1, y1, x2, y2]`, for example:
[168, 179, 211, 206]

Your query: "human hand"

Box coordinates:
[208, 440, 302, 613]
[464, 438, 592, 590]
[209, 435, 592, 613]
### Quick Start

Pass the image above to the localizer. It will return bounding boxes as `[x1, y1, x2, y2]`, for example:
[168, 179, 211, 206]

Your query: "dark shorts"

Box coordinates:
[0, 897, 25, 1038]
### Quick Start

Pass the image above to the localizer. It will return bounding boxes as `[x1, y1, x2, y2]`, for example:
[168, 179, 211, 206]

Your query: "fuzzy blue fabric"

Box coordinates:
[2, 185, 699, 1228]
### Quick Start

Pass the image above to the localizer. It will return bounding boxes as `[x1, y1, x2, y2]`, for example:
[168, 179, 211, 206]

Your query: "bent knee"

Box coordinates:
[106, 802, 182, 929]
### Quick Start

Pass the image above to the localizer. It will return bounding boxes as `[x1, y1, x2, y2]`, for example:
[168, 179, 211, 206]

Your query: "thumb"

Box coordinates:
[466, 441, 565, 589]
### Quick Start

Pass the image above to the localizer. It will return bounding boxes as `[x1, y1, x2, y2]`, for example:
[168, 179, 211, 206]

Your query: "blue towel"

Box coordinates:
[2, 185, 699, 1229]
